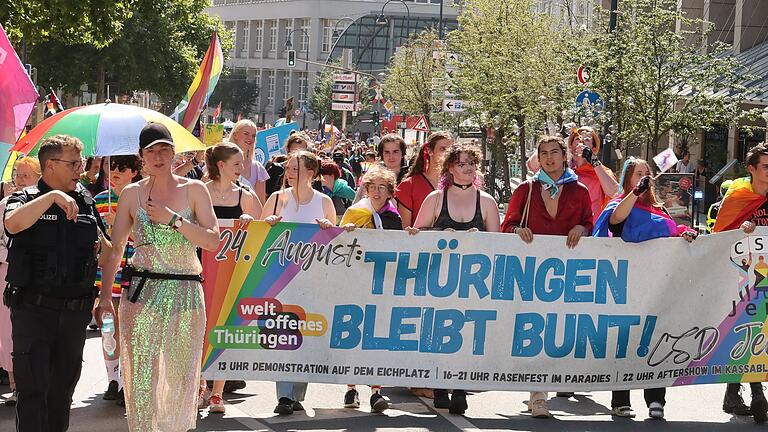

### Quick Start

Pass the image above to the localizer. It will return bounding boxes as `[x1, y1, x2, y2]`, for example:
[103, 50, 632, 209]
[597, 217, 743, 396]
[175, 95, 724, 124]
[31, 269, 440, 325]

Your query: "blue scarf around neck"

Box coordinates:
[532, 168, 579, 199]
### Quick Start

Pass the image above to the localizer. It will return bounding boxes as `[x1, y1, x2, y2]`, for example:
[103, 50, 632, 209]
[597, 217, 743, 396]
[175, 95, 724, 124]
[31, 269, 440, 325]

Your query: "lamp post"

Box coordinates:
[325, 17, 356, 65]
[286, 28, 311, 129]
[376, 0, 411, 45]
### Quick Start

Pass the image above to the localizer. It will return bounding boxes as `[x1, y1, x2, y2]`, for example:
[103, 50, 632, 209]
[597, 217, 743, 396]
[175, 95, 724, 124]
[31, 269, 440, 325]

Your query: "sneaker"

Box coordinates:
[556, 392, 574, 398]
[292, 400, 304, 411]
[752, 391, 768, 424]
[648, 402, 664, 419]
[449, 390, 468, 415]
[529, 399, 551, 419]
[103, 380, 119, 400]
[222, 380, 246, 393]
[370, 393, 389, 413]
[274, 397, 294, 415]
[0, 368, 9, 385]
[344, 388, 360, 408]
[611, 406, 636, 418]
[433, 389, 450, 409]
[209, 394, 226, 414]
[723, 384, 751, 415]
[4, 390, 17, 407]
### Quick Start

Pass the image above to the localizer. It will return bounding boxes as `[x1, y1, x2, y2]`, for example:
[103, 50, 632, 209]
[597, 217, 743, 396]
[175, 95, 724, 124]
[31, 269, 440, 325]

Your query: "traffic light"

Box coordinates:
[287, 50, 296, 68]
[372, 111, 380, 128]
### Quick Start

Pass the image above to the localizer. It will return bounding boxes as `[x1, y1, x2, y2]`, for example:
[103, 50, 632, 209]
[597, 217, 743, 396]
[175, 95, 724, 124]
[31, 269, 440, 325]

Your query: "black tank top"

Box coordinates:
[213, 187, 244, 219]
[433, 190, 486, 231]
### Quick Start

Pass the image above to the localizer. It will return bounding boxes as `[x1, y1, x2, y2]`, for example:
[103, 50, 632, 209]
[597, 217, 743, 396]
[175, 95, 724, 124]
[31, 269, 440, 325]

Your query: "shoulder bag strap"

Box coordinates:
[521, 181, 534, 229]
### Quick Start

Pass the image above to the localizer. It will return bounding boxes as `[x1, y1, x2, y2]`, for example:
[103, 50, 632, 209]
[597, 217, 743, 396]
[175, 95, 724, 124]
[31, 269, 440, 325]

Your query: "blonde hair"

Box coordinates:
[229, 119, 258, 140]
[15, 157, 41, 177]
[362, 166, 397, 195]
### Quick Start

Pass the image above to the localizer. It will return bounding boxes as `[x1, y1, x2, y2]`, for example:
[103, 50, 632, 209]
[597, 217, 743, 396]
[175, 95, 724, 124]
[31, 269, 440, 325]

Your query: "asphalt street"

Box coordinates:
[0, 332, 763, 431]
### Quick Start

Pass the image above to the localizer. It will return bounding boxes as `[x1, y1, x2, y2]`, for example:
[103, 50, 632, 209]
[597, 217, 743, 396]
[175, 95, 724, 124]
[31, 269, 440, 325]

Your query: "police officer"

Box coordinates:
[3, 135, 106, 432]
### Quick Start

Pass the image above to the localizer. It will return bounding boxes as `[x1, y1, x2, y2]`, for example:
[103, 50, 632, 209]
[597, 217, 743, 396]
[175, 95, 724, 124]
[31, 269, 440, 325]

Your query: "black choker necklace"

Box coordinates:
[453, 182, 473, 190]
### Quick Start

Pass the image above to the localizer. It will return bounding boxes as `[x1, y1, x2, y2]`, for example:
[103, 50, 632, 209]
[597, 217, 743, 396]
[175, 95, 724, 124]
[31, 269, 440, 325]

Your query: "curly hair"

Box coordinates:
[438, 143, 484, 190]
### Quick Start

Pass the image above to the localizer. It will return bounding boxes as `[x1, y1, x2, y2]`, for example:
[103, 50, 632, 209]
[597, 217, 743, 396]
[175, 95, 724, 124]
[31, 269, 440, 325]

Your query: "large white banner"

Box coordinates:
[200, 222, 768, 391]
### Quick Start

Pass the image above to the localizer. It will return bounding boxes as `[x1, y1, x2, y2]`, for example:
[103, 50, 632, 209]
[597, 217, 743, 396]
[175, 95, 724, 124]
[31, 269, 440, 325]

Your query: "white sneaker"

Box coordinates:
[648, 402, 664, 419]
[611, 405, 636, 418]
[529, 399, 551, 418]
[4, 390, 17, 406]
[209, 394, 225, 414]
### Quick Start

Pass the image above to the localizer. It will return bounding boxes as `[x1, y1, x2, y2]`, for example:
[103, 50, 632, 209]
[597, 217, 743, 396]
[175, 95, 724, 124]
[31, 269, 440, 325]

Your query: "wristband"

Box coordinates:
[590, 156, 602, 167]
[168, 213, 179, 227]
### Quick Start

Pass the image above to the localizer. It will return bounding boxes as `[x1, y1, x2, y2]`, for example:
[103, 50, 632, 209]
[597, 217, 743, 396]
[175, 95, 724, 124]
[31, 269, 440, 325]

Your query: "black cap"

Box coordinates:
[139, 123, 174, 150]
[332, 152, 345, 161]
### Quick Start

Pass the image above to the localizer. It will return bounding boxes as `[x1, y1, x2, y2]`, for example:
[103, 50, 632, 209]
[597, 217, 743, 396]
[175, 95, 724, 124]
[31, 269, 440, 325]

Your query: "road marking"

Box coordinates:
[418, 396, 482, 431]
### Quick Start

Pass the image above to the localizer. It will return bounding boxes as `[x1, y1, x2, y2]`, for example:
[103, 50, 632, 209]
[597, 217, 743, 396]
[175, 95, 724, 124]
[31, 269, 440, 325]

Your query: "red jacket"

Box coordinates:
[501, 180, 593, 235]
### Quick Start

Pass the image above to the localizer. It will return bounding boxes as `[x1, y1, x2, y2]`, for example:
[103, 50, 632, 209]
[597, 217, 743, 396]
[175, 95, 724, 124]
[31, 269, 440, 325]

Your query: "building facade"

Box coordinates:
[205, 0, 459, 126]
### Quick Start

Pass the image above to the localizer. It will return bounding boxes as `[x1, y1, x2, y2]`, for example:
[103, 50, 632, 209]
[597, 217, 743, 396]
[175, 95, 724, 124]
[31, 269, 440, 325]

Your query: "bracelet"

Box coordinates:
[168, 213, 179, 227]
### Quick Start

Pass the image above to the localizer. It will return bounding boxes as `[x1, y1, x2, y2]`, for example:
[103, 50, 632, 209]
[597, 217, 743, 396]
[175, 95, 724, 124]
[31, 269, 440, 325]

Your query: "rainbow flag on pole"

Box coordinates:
[0, 24, 39, 169]
[170, 31, 224, 131]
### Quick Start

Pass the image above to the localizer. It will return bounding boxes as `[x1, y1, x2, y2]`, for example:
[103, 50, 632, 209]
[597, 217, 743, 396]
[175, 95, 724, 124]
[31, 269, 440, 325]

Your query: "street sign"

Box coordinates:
[332, 73, 356, 83]
[411, 115, 430, 132]
[446, 52, 460, 63]
[332, 93, 355, 102]
[575, 90, 604, 112]
[383, 100, 394, 111]
[577, 66, 590, 85]
[332, 83, 355, 92]
[397, 122, 408, 129]
[332, 102, 355, 111]
[442, 99, 466, 113]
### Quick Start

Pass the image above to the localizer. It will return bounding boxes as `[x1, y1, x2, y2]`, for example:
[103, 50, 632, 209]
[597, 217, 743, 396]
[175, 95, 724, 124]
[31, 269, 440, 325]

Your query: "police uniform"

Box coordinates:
[3, 179, 103, 432]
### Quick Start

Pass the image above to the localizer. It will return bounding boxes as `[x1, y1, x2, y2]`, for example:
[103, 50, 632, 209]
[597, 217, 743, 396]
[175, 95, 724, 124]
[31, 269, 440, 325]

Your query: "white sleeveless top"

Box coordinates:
[277, 188, 325, 223]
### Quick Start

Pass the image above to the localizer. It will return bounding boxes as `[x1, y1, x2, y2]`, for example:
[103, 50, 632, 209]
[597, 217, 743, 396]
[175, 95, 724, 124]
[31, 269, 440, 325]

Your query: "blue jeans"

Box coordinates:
[276, 382, 307, 401]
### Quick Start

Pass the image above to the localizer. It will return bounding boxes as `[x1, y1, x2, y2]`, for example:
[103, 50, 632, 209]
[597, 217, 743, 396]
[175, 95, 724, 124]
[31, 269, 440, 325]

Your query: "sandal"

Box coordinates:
[611, 406, 636, 418]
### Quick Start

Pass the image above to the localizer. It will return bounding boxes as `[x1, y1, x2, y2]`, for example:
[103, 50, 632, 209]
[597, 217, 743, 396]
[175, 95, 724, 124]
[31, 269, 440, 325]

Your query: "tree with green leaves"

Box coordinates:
[208, 68, 260, 120]
[24, 0, 230, 108]
[383, 30, 443, 126]
[585, 0, 746, 162]
[1, 0, 133, 47]
[448, 0, 577, 198]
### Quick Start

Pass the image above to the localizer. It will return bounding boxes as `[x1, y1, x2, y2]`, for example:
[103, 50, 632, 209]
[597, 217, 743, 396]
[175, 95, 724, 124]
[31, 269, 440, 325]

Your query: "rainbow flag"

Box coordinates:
[170, 31, 224, 131]
[0, 24, 39, 170]
[713, 177, 766, 233]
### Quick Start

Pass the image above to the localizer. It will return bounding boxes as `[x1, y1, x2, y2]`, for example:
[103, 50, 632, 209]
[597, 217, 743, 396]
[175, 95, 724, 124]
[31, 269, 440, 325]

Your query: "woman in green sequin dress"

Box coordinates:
[98, 123, 219, 431]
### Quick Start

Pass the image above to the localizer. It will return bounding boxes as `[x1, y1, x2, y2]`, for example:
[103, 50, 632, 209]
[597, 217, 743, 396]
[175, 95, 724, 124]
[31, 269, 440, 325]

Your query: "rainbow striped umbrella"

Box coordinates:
[12, 102, 207, 157]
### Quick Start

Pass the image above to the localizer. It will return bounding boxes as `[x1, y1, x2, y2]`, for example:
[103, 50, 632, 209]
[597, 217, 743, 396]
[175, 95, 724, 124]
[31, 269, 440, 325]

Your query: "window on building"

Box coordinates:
[322, 18, 339, 53]
[269, 21, 278, 52]
[267, 71, 275, 107]
[225, 21, 236, 57]
[284, 20, 292, 50]
[298, 72, 308, 104]
[253, 21, 263, 53]
[240, 21, 250, 58]
[300, 19, 310, 52]
[283, 74, 291, 104]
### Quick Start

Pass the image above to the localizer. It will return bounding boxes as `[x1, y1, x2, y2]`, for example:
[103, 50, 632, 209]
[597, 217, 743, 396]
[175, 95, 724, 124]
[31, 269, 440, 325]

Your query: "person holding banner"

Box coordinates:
[500, 135, 592, 418]
[228, 120, 269, 202]
[568, 126, 619, 225]
[93, 155, 143, 406]
[261, 150, 336, 415]
[409, 143, 500, 415]
[97, 123, 220, 432]
[202, 142, 263, 414]
[265, 133, 311, 196]
[592, 157, 697, 419]
[712, 142, 768, 423]
[339, 166, 402, 413]
[394, 132, 453, 229]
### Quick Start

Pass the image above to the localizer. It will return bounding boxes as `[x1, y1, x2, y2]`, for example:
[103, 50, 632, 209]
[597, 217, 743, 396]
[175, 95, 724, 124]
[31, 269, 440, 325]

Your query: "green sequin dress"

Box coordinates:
[119, 207, 205, 432]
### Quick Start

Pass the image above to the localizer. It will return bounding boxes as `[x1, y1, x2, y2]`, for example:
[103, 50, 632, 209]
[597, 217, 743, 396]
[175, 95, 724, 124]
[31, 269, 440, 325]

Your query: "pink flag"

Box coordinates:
[0, 24, 39, 148]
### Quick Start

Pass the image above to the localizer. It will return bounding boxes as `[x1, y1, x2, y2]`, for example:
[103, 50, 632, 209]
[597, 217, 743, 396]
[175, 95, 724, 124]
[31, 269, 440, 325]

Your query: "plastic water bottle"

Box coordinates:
[101, 312, 117, 358]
